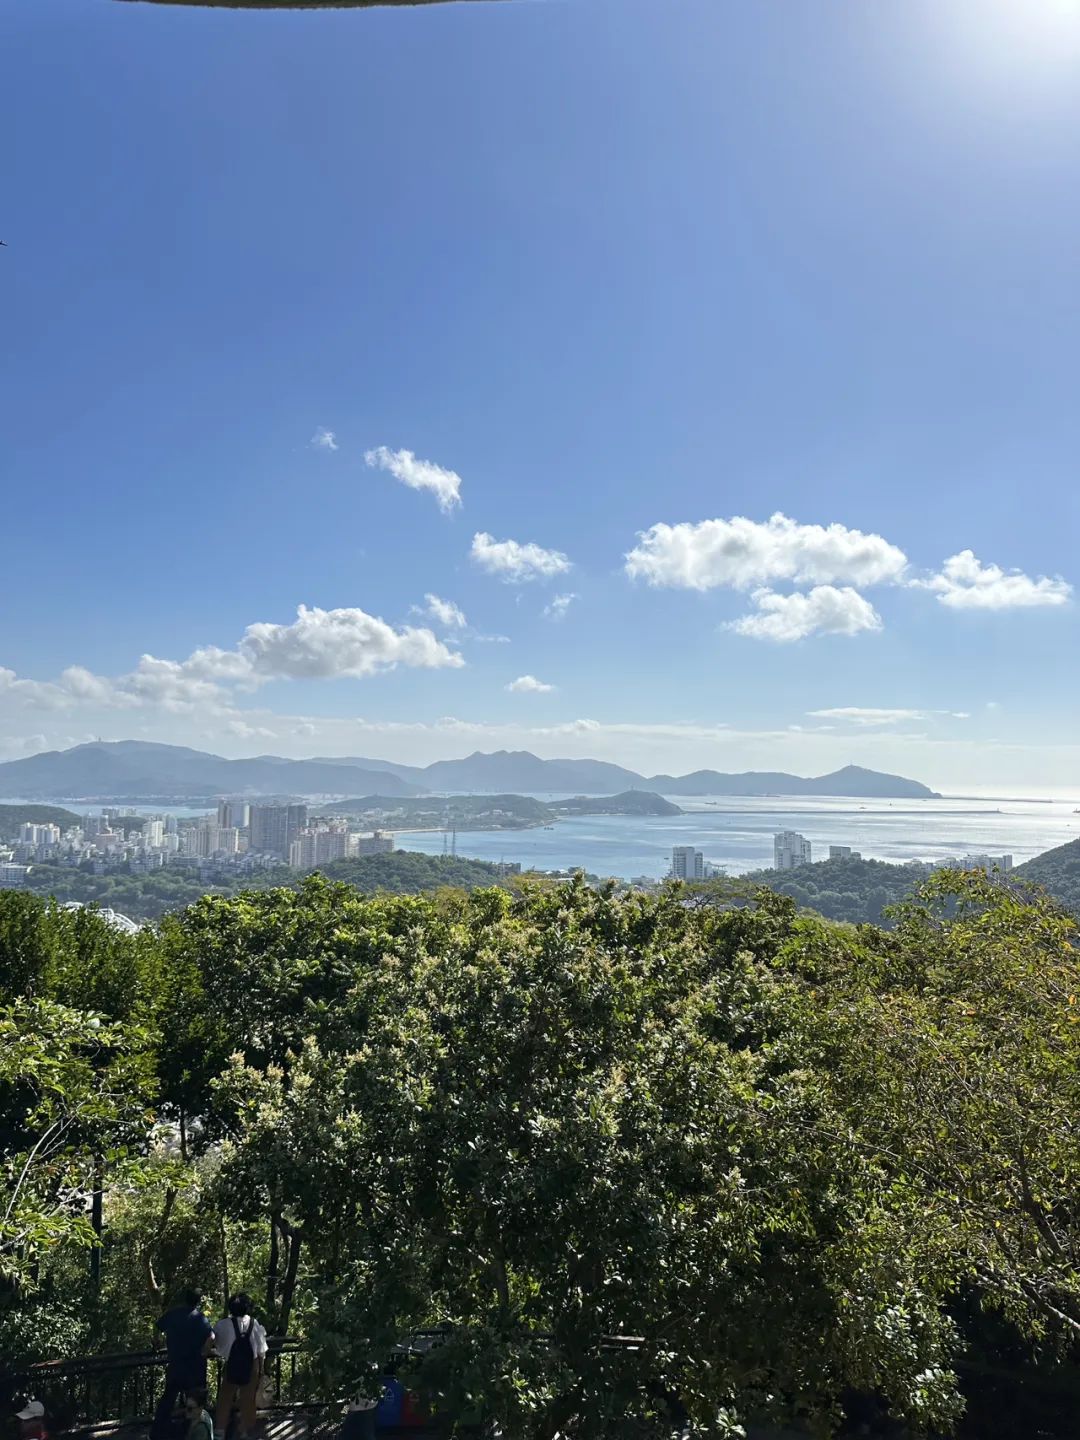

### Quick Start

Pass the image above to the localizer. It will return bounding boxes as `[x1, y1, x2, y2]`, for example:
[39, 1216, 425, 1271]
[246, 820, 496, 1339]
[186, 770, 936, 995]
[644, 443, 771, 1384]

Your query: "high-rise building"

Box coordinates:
[352, 830, 395, 857]
[289, 825, 350, 869]
[828, 845, 861, 861]
[164, 814, 179, 836]
[671, 845, 705, 881]
[249, 804, 309, 858]
[217, 799, 251, 831]
[774, 831, 812, 870]
[143, 819, 165, 848]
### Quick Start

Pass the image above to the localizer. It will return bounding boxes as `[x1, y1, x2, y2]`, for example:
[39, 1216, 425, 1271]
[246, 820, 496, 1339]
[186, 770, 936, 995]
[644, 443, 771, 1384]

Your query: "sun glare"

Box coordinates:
[935, 0, 1080, 83]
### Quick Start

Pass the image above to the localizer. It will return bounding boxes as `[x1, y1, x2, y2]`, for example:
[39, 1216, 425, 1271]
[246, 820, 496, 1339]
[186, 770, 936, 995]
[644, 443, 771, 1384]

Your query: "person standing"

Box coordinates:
[152, 1290, 213, 1440]
[204, 1293, 268, 1440]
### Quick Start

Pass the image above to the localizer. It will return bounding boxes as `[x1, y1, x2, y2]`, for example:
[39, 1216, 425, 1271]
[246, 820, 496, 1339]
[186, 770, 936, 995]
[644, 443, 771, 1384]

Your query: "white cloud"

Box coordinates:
[238, 605, 464, 679]
[311, 428, 338, 452]
[227, 719, 278, 740]
[626, 512, 908, 591]
[729, 586, 883, 643]
[471, 532, 572, 583]
[543, 592, 577, 621]
[506, 674, 556, 694]
[919, 550, 1072, 610]
[0, 606, 463, 720]
[419, 593, 467, 629]
[808, 707, 970, 726]
[365, 446, 462, 513]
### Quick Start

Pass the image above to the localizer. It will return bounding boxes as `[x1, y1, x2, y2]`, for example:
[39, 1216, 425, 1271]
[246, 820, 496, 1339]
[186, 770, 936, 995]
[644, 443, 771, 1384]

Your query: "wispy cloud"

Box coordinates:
[917, 550, 1072, 610]
[543, 592, 577, 621]
[728, 586, 883, 643]
[808, 707, 970, 726]
[418, 593, 467, 629]
[471, 532, 572, 583]
[365, 446, 462, 513]
[310, 428, 338, 452]
[506, 674, 556, 694]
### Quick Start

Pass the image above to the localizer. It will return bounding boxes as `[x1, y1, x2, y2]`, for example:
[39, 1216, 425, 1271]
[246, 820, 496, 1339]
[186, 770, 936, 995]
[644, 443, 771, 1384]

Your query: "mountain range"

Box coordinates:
[0, 742, 940, 801]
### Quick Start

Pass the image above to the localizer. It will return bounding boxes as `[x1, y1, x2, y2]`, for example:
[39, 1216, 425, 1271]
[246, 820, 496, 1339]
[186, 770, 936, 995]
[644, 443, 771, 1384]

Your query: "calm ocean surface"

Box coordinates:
[401, 795, 1080, 880]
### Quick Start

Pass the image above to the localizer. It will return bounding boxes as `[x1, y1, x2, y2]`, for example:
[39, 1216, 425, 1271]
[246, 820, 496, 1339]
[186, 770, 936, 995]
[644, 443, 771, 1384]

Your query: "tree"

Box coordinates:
[0, 999, 153, 1292]
[799, 872, 1080, 1349]
[213, 880, 966, 1437]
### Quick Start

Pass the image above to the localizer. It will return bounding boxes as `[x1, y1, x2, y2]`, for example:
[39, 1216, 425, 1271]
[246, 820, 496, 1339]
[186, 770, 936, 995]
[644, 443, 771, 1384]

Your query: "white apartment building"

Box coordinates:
[671, 845, 705, 881]
[289, 825, 350, 869]
[774, 831, 812, 870]
[958, 853, 1014, 874]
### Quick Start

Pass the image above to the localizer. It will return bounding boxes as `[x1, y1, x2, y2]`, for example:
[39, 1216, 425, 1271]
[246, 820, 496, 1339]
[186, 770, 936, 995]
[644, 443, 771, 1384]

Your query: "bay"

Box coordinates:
[399, 795, 1080, 881]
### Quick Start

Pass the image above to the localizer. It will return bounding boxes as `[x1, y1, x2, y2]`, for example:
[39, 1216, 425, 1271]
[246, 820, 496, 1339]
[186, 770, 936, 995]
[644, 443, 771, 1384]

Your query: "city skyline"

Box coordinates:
[4, 1, 1080, 793]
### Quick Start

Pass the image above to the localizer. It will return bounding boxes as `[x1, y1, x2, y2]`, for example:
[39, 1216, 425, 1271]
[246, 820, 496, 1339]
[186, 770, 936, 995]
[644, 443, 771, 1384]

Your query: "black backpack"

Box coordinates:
[225, 1317, 257, 1385]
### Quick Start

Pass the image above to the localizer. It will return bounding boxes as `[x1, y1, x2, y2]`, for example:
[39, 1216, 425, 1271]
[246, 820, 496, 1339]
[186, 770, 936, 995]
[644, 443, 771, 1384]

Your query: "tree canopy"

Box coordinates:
[3, 873, 1078, 1436]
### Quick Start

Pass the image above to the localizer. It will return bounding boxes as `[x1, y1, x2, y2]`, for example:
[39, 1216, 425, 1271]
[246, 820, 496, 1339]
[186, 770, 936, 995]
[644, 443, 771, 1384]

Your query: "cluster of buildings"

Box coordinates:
[771, 830, 1012, 875]
[663, 834, 1018, 885]
[0, 799, 396, 889]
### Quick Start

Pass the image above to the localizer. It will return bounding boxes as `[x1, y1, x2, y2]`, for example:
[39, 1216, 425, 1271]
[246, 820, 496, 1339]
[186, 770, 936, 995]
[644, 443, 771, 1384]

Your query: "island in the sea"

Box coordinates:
[315, 790, 683, 832]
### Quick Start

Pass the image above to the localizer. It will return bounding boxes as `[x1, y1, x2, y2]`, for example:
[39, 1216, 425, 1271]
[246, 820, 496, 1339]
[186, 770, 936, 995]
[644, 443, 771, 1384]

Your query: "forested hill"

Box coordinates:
[314, 851, 509, 893]
[0, 803, 81, 839]
[1014, 839, 1080, 917]
[734, 854, 928, 925]
[21, 849, 509, 920]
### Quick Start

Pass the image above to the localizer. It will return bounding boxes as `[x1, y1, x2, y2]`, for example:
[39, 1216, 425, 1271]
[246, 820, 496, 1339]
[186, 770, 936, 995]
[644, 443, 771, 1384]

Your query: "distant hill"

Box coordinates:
[1014, 839, 1080, 918]
[0, 741, 937, 803]
[0, 741, 420, 801]
[316, 794, 554, 826]
[551, 791, 682, 817]
[315, 851, 509, 893]
[420, 750, 600, 793]
[0, 803, 81, 840]
[645, 765, 939, 799]
[729, 854, 928, 926]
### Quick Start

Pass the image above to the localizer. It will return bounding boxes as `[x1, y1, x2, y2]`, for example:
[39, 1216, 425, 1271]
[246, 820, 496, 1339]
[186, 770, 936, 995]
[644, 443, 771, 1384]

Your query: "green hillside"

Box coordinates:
[0, 803, 81, 840]
[22, 848, 508, 921]
[737, 854, 927, 925]
[1014, 838, 1080, 917]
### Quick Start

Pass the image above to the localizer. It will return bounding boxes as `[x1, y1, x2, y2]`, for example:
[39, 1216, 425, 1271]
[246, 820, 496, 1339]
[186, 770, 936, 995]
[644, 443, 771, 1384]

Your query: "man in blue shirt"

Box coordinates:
[151, 1290, 213, 1440]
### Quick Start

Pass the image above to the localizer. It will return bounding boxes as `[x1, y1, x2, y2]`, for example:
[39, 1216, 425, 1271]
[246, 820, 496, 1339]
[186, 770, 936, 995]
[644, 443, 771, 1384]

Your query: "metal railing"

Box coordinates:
[6, 1338, 311, 1432]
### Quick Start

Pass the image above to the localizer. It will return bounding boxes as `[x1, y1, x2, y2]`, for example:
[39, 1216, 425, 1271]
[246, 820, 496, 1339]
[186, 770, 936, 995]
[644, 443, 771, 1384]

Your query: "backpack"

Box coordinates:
[225, 1317, 257, 1386]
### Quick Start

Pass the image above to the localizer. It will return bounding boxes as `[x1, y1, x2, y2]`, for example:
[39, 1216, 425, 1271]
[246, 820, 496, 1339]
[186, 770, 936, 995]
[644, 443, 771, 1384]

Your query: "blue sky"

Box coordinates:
[3, 0, 1080, 791]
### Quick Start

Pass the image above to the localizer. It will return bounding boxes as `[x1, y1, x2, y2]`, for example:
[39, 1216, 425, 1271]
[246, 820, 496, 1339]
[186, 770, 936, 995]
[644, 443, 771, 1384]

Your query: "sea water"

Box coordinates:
[400, 794, 1080, 881]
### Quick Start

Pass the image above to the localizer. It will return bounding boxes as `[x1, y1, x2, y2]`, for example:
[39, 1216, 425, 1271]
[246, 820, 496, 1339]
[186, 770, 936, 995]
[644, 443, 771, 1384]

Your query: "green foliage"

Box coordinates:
[0, 997, 154, 1287]
[315, 850, 509, 892]
[3, 874, 1079, 1435]
[0, 804, 80, 839]
[738, 855, 925, 925]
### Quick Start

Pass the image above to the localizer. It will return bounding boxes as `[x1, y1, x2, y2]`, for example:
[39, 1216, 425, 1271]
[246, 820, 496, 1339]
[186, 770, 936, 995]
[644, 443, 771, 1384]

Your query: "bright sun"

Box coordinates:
[939, 0, 1080, 76]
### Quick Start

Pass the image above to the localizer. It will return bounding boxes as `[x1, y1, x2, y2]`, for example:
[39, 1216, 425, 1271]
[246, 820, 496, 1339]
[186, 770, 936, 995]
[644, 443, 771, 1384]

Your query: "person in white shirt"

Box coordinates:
[202, 1293, 268, 1440]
